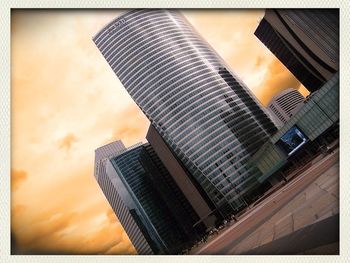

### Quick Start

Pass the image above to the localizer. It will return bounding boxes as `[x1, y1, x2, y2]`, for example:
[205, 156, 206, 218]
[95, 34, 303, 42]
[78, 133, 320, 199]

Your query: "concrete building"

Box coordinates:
[140, 143, 206, 237]
[146, 124, 217, 227]
[93, 9, 277, 217]
[255, 9, 339, 92]
[94, 140, 126, 180]
[95, 141, 203, 254]
[267, 88, 305, 128]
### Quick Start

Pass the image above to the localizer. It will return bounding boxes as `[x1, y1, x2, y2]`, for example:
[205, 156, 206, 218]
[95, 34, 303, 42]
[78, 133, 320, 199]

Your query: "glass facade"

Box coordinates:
[270, 73, 339, 143]
[93, 9, 277, 215]
[276, 126, 308, 156]
[251, 72, 339, 183]
[107, 144, 197, 254]
[255, 9, 339, 93]
[95, 141, 202, 254]
[140, 143, 205, 235]
[95, 141, 153, 254]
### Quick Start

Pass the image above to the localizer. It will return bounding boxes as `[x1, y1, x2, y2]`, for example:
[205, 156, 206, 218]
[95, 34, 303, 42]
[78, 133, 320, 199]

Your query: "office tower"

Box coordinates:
[95, 141, 201, 254]
[146, 124, 217, 227]
[254, 9, 339, 93]
[93, 9, 277, 217]
[267, 88, 305, 127]
[140, 143, 206, 236]
[94, 140, 126, 180]
[95, 141, 153, 254]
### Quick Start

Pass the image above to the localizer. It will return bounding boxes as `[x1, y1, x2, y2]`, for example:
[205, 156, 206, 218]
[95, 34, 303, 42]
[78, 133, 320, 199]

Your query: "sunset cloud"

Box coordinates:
[256, 58, 303, 106]
[11, 201, 134, 254]
[11, 169, 27, 192]
[254, 55, 265, 68]
[109, 105, 149, 146]
[11, 160, 135, 254]
[58, 133, 78, 151]
[11, 204, 26, 217]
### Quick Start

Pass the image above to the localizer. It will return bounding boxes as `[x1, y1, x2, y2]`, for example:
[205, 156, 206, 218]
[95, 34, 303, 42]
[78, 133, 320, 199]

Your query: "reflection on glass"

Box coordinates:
[276, 126, 308, 156]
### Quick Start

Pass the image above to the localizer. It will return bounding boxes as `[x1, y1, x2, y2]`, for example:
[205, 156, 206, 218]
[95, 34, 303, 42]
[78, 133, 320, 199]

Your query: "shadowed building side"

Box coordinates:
[146, 124, 218, 227]
[140, 143, 207, 235]
[255, 9, 339, 93]
[106, 144, 197, 254]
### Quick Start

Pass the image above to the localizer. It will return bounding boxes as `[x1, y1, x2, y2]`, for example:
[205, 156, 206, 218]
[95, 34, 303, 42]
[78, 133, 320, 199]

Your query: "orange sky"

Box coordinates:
[11, 9, 309, 255]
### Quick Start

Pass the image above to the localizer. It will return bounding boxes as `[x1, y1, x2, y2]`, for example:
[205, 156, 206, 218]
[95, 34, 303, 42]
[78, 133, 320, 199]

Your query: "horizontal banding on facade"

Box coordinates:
[94, 9, 276, 214]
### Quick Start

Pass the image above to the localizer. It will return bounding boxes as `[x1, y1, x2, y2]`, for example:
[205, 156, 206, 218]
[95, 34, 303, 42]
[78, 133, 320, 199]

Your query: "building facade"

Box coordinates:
[94, 141, 153, 254]
[146, 124, 217, 226]
[254, 9, 339, 93]
[94, 140, 126, 180]
[95, 141, 202, 254]
[267, 88, 305, 128]
[250, 72, 339, 183]
[140, 142, 206, 237]
[93, 9, 277, 216]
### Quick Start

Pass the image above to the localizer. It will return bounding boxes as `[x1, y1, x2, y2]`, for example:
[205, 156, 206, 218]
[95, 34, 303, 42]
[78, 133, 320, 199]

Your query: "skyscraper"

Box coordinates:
[95, 141, 202, 254]
[146, 124, 217, 227]
[267, 88, 305, 128]
[94, 140, 126, 180]
[94, 141, 153, 254]
[93, 9, 277, 216]
[140, 143, 206, 236]
[254, 9, 339, 92]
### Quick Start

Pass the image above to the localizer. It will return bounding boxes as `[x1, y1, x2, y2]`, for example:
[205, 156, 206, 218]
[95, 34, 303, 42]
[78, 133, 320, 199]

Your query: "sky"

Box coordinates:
[11, 9, 309, 255]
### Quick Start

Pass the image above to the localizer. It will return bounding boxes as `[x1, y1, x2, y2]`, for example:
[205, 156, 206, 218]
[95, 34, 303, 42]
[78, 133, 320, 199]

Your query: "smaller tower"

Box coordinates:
[267, 88, 305, 128]
[94, 141, 203, 255]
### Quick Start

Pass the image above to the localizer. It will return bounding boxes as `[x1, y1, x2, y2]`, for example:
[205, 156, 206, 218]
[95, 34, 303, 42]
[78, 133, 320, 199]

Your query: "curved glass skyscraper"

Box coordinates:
[93, 9, 277, 216]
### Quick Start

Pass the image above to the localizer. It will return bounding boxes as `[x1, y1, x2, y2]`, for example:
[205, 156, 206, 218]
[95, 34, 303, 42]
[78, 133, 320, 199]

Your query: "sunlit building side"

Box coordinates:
[267, 88, 305, 128]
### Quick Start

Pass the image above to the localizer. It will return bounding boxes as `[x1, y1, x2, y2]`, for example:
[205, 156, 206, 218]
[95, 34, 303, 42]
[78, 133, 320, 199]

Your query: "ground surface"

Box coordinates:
[190, 149, 339, 255]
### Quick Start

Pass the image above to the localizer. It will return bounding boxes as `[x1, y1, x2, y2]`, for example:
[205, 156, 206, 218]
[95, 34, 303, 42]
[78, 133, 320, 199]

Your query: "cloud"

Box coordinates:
[79, 221, 125, 254]
[107, 105, 149, 147]
[11, 162, 135, 255]
[57, 133, 78, 151]
[256, 58, 302, 106]
[11, 204, 27, 217]
[11, 170, 27, 192]
[11, 10, 140, 255]
[254, 55, 265, 68]
[13, 211, 76, 248]
[11, 205, 136, 255]
[105, 240, 136, 255]
[106, 207, 118, 223]
[11, 206, 134, 255]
